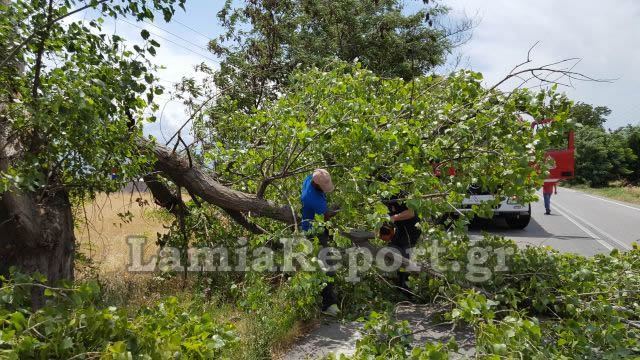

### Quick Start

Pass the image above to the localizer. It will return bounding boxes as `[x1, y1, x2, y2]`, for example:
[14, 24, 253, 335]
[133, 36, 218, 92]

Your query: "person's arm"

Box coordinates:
[314, 198, 336, 221]
[390, 209, 415, 222]
[554, 183, 558, 194]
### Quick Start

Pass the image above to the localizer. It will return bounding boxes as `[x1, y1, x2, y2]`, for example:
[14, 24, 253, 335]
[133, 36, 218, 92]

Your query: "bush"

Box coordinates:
[0, 272, 238, 359]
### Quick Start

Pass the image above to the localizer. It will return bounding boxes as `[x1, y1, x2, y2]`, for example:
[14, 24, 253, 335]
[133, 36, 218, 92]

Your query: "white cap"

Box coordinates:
[312, 168, 335, 193]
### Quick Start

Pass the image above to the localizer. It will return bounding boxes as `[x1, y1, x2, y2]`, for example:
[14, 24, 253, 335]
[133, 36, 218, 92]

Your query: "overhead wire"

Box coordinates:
[140, 19, 214, 56]
[172, 19, 214, 42]
[117, 17, 221, 65]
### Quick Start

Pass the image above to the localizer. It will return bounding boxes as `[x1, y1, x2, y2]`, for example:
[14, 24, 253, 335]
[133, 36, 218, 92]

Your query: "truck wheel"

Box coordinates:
[505, 205, 531, 229]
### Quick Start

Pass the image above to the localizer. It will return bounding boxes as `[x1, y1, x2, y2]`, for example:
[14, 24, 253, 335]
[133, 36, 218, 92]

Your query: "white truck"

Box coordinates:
[453, 118, 575, 229]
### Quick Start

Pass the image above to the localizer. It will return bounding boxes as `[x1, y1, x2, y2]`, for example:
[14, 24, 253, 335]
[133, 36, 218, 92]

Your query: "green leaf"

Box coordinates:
[140, 29, 150, 40]
[61, 337, 74, 350]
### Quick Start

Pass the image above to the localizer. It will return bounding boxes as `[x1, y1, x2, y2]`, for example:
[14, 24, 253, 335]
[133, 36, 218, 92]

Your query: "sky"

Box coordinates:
[80, 0, 640, 140]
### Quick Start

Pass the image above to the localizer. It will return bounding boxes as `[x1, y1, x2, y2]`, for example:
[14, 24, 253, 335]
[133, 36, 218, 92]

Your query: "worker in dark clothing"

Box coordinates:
[300, 169, 340, 316]
[381, 190, 422, 295]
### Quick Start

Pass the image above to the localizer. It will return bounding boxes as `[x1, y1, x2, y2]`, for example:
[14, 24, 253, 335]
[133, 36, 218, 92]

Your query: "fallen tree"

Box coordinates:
[0, 0, 581, 299]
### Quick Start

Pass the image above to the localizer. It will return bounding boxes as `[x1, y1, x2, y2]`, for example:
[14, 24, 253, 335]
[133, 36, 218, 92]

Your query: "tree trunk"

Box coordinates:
[0, 123, 75, 308]
[0, 0, 75, 305]
[0, 190, 75, 308]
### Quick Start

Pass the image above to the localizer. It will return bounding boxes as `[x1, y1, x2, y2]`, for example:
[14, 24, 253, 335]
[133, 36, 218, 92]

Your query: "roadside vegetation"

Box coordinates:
[567, 101, 640, 206]
[570, 103, 640, 188]
[1, 0, 639, 359]
[567, 182, 640, 206]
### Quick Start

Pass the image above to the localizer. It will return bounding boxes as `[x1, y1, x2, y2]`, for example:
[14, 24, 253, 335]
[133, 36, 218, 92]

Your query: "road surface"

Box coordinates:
[469, 187, 640, 256]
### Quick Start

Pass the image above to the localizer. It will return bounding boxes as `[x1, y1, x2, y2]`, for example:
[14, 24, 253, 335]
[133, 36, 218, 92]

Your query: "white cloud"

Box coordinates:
[111, 18, 219, 144]
[445, 0, 640, 128]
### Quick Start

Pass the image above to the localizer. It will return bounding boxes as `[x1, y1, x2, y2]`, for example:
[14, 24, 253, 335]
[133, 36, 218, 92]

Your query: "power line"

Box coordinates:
[141, 19, 213, 56]
[117, 18, 220, 65]
[172, 19, 215, 42]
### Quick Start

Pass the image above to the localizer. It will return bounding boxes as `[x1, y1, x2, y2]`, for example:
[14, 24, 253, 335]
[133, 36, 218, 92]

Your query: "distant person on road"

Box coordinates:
[543, 181, 558, 215]
[300, 168, 340, 316]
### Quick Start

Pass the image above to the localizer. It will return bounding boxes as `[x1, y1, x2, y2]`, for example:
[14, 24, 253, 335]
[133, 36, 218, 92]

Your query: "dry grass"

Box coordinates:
[72, 191, 178, 308]
[569, 184, 640, 205]
[74, 191, 168, 275]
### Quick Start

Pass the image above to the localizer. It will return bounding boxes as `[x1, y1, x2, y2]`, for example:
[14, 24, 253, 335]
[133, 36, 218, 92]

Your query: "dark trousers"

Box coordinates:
[543, 193, 552, 212]
[390, 230, 419, 295]
[313, 230, 338, 309]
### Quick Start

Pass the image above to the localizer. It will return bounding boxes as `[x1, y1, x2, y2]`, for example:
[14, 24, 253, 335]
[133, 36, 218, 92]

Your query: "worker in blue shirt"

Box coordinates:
[300, 169, 340, 316]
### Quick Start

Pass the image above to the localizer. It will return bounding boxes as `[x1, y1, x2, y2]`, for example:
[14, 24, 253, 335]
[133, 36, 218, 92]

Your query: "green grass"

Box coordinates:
[567, 183, 640, 205]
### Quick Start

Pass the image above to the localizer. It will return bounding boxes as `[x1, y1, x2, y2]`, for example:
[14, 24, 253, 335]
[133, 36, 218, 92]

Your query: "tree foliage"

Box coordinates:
[205, 0, 468, 112]
[570, 102, 611, 129]
[574, 126, 636, 187]
[196, 63, 571, 236]
[570, 103, 639, 186]
[0, 0, 183, 196]
[614, 125, 640, 183]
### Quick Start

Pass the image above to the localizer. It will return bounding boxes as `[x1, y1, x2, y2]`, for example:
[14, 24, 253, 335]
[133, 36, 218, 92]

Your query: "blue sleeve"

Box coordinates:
[313, 196, 327, 216]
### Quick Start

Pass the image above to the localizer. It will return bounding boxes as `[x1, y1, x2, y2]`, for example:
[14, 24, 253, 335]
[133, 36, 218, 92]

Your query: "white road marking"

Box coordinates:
[581, 193, 640, 212]
[553, 201, 631, 251]
[550, 204, 614, 251]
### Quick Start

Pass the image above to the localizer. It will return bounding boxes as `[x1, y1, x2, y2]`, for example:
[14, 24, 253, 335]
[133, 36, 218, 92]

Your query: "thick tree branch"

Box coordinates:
[142, 173, 185, 216]
[142, 139, 294, 225]
[143, 172, 269, 235]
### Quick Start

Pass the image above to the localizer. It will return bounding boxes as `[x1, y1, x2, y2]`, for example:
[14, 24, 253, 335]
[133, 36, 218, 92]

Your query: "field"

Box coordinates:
[74, 191, 166, 275]
[71, 192, 310, 358]
[71, 191, 193, 310]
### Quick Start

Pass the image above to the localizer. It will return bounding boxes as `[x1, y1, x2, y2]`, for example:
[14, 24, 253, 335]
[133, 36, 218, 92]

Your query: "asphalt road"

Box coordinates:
[469, 187, 640, 256]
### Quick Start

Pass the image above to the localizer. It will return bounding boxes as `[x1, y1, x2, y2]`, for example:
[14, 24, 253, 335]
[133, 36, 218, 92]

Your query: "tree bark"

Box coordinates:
[0, 125, 75, 307]
[144, 139, 297, 226]
[0, 190, 75, 306]
[0, 178, 75, 305]
[0, 13, 76, 302]
[144, 173, 269, 235]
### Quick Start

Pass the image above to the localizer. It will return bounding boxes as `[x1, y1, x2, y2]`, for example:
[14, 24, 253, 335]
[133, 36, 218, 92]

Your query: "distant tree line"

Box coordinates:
[570, 102, 640, 187]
